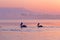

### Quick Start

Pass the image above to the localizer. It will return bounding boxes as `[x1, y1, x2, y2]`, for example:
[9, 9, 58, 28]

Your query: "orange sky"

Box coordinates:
[0, 0, 60, 14]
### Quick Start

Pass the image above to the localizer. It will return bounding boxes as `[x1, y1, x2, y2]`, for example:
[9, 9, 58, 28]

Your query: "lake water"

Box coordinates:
[0, 19, 60, 28]
[0, 19, 60, 40]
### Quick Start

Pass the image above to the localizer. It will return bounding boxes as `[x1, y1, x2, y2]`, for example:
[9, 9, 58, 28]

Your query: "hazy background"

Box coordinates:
[0, 0, 60, 19]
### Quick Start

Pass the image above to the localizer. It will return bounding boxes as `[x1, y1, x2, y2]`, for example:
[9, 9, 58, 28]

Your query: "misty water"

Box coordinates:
[0, 19, 60, 40]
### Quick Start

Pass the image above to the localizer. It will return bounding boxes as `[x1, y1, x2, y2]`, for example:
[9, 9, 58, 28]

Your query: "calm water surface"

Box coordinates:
[0, 19, 60, 40]
[0, 19, 60, 28]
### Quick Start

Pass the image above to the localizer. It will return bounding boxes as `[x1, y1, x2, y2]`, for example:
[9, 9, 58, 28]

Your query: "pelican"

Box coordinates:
[37, 23, 43, 28]
[20, 22, 27, 28]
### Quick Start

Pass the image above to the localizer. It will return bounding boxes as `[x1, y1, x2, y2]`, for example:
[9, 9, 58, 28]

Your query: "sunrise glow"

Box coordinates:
[0, 0, 60, 14]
